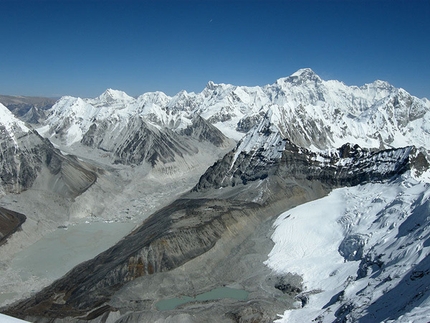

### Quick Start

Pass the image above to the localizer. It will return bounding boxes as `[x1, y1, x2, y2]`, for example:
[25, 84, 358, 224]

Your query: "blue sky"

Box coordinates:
[1, 0, 429, 98]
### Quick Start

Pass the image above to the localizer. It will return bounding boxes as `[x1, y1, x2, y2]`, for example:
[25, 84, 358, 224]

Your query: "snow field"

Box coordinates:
[266, 174, 430, 322]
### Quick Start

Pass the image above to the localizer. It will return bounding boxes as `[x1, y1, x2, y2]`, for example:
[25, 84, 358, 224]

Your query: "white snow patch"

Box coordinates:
[0, 314, 30, 323]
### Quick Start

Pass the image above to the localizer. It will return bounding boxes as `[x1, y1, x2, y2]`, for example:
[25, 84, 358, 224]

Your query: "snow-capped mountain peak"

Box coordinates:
[275, 68, 322, 87]
[38, 69, 430, 154]
[0, 103, 29, 134]
[205, 80, 217, 91]
[0, 103, 29, 147]
[289, 67, 322, 82]
[96, 88, 134, 104]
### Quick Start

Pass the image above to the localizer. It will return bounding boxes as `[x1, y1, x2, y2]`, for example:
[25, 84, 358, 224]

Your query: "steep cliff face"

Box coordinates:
[180, 116, 233, 148]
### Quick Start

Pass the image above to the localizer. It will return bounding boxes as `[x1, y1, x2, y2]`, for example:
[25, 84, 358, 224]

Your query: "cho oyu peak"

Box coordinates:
[278, 67, 322, 85]
[89, 88, 135, 106]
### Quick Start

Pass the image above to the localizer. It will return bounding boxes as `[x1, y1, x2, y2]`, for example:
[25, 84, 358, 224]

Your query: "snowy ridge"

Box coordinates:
[266, 174, 430, 323]
[41, 68, 430, 154]
[230, 109, 286, 169]
[0, 103, 29, 136]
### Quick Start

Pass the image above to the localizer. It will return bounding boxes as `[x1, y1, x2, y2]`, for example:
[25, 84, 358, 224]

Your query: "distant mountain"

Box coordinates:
[0, 103, 96, 197]
[39, 68, 430, 152]
[37, 89, 234, 167]
[0, 102, 98, 255]
[0, 95, 57, 124]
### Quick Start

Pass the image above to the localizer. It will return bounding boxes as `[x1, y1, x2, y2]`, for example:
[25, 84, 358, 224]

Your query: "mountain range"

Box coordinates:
[1, 69, 430, 323]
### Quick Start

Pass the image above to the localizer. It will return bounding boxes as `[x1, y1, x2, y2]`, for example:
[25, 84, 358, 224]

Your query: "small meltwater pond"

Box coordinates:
[156, 287, 249, 310]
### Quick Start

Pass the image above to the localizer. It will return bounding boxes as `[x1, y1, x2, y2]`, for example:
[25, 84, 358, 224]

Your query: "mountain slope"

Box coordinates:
[0, 102, 97, 248]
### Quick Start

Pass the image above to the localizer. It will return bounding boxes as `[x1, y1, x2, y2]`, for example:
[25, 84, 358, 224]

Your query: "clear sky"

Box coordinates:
[1, 0, 429, 99]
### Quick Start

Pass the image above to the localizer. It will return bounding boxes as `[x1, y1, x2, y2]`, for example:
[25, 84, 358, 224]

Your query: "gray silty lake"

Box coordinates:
[11, 222, 134, 280]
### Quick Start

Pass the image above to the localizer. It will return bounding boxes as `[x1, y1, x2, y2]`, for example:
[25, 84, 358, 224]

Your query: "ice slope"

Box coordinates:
[265, 173, 430, 323]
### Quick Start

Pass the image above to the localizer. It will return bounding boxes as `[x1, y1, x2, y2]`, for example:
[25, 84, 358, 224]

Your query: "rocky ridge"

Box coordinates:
[193, 112, 422, 195]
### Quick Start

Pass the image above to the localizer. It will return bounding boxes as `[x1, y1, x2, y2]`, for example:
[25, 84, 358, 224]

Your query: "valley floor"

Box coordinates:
[0, 148, 220, 308]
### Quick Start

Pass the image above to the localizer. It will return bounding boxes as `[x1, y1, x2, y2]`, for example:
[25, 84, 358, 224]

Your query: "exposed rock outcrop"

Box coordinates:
[194, 137, 414, 193]
[0, 207, 26, 245]
[180, 116, 233, 148]
[0, 128, 96, 198]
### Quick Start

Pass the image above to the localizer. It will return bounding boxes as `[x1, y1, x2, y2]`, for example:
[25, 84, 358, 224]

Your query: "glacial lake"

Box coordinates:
[10, 222, 135, 280]
[156, 287, 249, 310]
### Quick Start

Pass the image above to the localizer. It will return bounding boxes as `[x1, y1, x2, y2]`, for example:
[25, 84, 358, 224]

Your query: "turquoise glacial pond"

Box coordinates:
[156, 287, 249, 310]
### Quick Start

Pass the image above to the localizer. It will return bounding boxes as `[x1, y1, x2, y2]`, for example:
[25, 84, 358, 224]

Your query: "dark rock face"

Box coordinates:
[338, 234, 367, 261]
[81, 116, 197, 166]
[236, 114, 262, 133]
[0, 128, 96, 197]
[180, 116, 230, 147]
[0, 207, 26, 245]
[194, 140, 414, 192]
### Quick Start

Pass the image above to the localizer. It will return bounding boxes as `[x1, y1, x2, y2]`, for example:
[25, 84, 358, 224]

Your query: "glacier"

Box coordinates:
[266, 174, 430, 322]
